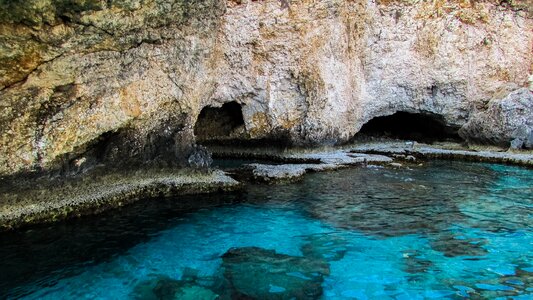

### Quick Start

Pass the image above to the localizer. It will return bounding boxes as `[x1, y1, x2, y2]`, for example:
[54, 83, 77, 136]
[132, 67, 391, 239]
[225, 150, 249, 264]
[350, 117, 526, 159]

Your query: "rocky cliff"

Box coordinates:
[1, 0, 532, 176]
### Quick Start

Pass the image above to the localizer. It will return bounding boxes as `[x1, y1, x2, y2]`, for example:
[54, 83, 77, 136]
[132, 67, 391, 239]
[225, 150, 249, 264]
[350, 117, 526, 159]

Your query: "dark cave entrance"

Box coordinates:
[194, 102, 246, 144]
[357, 111, 462, 143]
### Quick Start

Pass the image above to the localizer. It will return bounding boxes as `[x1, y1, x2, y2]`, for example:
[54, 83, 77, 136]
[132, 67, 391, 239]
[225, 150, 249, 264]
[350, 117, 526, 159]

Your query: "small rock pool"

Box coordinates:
[1, 161, 532, 299]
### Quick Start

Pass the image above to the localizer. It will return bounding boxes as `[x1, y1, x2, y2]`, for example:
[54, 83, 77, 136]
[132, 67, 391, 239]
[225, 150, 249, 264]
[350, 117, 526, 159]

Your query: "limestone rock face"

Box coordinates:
[1, 0, 532, 175]
[0, 0, 226, 174]
[459, 88, 533, 149]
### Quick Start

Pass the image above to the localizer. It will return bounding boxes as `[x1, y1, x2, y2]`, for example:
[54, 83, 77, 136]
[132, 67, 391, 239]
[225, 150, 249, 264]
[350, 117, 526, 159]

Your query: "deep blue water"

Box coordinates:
[0, 161, 532, 299]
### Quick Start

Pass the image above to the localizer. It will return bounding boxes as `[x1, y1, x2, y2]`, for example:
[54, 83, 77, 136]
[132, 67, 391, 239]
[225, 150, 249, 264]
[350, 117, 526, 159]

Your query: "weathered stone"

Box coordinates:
[524, 130, 533, 149]
[0, 0, 532, 175]
[187, 145, 213, 170]
[240, 151, 392, 183]
[510, 138, 524, 150]
[0, 168, 240, 230]
[352, 141, 533, 166]
[459, 88, 533, 148]
[0, 0, 226, 175]
[406, 155, 416, 161]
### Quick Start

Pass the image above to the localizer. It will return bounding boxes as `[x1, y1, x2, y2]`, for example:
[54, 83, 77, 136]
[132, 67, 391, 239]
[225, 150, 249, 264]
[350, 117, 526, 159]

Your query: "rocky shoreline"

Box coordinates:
[351, 141, 533, 167]
[0, 168, 240, 231]
[0, 0, 531, 230]
[2, 141, 532, 231]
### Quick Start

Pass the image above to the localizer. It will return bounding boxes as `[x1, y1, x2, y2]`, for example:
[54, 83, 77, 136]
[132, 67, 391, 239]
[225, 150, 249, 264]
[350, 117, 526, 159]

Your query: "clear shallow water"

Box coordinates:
[0, 161, 532, 299]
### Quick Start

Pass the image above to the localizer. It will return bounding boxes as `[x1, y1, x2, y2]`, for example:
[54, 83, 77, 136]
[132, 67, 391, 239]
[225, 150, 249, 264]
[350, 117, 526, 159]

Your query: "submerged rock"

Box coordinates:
[430, 234, 488, 258]
[221, 247, 329, 299]
[132, 276, 219, 300]
[402, 250, 434, 274]
[300, 234, 348, 262]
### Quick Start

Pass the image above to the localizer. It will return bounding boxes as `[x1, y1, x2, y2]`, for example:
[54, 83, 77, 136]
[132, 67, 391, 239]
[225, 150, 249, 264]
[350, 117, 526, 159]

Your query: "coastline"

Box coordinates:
[0, 169, 240, 231]
[1, 141, 532, 231]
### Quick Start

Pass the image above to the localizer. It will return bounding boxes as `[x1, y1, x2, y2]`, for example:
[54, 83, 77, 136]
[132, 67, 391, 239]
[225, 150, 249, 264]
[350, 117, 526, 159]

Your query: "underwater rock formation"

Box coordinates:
[221, 246, 330, 299]
[0, 0, 532, 175]
[132, 275, 219, 300]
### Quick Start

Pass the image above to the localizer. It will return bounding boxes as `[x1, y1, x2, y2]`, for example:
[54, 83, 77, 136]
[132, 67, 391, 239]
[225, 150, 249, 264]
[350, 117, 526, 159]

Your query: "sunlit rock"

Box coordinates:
[1, 0, 531, 175]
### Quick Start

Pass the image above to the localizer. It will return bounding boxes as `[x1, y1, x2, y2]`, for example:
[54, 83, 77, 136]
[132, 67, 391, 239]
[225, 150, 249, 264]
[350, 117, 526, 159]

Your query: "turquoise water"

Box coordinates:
[1, 161, 532, 299]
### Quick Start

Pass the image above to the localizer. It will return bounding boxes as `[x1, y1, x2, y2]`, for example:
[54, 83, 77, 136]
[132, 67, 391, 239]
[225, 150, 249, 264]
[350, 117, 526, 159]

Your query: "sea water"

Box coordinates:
[0, 160, 531, 299]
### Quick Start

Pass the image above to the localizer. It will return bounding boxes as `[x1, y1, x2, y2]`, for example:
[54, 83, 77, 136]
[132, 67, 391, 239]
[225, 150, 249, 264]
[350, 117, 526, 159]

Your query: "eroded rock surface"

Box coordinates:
[352, 141, 533, 166]
[0, 168, 240, 229]
[0, 0, 226, 174]
[1, 0, 532, 175]
[240, 151, 392, 183]
[459, 88, 533, 149]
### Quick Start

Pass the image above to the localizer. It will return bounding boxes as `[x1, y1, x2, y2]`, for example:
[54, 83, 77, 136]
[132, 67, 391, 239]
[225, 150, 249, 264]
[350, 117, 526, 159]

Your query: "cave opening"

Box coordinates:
[194, 102, 246, 144]
[357, 111, 462, 143]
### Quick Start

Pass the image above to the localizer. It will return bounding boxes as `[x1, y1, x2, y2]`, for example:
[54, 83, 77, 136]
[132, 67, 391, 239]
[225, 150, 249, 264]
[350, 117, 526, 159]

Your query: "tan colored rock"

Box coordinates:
[0, 0, 531, 175]
[0, 0, 226, 174]
[216, 0, 532, 147]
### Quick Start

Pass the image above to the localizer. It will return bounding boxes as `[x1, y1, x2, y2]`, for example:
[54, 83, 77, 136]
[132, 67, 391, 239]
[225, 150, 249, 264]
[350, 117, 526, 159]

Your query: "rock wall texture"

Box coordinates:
[459, 88, 533, 147]
[0, 0, 532, 175]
